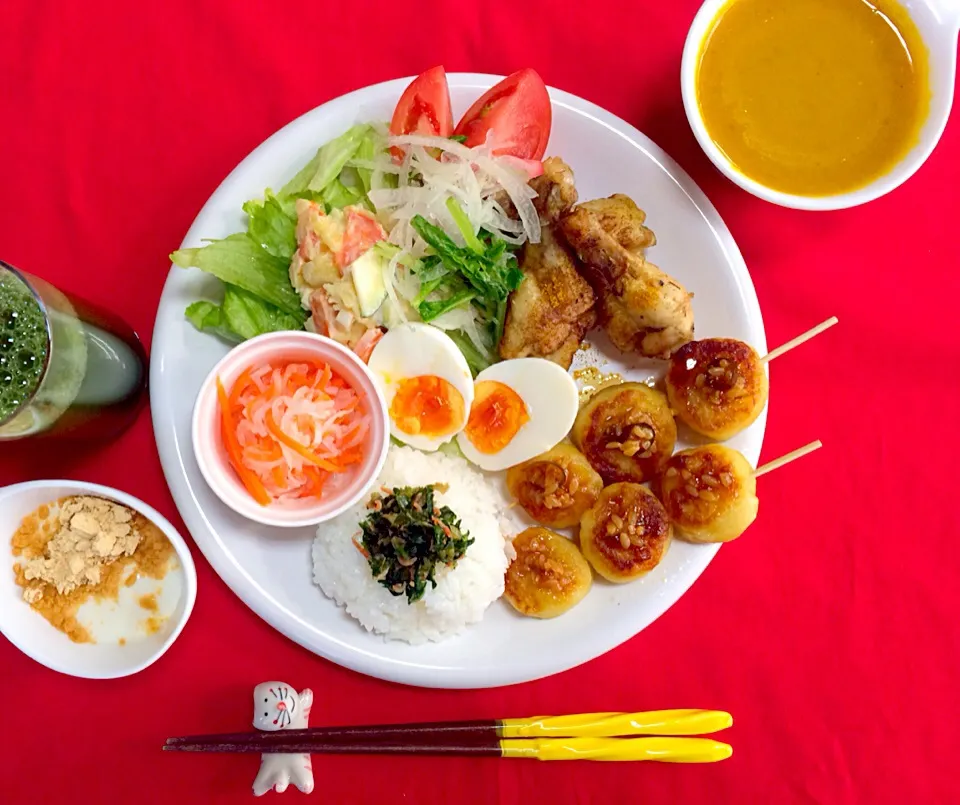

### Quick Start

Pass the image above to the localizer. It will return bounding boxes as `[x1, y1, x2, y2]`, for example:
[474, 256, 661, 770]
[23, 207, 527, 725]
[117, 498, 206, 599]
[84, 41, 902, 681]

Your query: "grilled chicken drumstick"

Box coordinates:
[500, 157, 597, 369]
[560, 194, 694, 358]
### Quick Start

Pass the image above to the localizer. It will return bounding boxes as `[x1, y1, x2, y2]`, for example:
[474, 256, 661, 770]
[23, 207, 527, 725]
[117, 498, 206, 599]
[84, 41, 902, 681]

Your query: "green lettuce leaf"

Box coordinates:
[437, 437, 467, 459]
[221, 285, 306, 339]
[347, 127, 382, 194]
[184, 301, 241, 343]
[321, 178, 364, 210]
[171, 233, 302, 315]
[242, 192, 297, 261]
[280, 124, 373, 196]
[184, 288, 306, 342]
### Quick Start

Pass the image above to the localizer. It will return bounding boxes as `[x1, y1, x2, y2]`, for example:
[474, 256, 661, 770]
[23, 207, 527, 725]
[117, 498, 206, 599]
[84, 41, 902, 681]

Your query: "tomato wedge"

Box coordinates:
[390, 65, 454, 139]
[454, 69, 552, 161]
[337, 207, 385, 268]
[497, 154, 545, 180]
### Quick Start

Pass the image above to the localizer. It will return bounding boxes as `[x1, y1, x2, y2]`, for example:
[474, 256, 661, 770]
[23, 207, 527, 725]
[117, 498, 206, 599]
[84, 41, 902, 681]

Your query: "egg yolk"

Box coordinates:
[464, 380, 529, 454]
[390, 375, 465, 437]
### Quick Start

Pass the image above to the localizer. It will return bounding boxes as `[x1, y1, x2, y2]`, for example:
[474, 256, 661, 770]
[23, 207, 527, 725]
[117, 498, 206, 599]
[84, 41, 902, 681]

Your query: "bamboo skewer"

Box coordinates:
[762, 317, 838, 363]
[754, 440, 823, 478]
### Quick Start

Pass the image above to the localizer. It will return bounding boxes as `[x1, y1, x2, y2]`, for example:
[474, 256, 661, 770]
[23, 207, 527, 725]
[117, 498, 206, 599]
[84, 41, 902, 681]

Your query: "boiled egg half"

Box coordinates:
[457, 358, 579, 472]
[367, 322, 474, 452]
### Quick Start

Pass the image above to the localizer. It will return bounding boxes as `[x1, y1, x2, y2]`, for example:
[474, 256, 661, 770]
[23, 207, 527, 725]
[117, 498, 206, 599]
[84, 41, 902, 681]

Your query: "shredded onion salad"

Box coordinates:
[347, 132, 542, 369]
[367, 133, 541, 250]
[216, 360, 370, 505]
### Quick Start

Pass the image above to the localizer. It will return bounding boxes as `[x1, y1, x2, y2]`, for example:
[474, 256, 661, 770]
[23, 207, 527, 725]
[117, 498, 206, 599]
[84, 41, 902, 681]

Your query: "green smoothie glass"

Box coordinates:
[0, 262, 147, 440]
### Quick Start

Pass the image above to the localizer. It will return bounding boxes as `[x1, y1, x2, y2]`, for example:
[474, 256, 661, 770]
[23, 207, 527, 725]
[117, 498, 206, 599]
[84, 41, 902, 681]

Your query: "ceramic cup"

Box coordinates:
[681, 0, 960, 210]
[192, 331, 390, 528]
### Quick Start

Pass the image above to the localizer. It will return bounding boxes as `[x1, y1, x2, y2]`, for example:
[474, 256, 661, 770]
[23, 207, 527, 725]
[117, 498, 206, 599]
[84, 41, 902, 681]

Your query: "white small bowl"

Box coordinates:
[681, 0, 960, 210]
[192, 330, 390, 528]
[0, 480, 197, 679]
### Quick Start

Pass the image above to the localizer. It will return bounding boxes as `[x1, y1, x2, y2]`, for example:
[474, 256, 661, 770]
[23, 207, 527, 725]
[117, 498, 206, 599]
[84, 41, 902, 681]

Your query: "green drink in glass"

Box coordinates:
[0, 262, 148, 440]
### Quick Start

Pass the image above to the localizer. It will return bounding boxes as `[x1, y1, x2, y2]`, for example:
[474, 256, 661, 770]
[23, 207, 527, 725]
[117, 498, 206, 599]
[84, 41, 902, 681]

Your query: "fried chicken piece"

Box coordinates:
[499, 224, 596, 369]
[495, 156, 579, 225]
[560, 194, 693, 358]
[498, 157, 594, 369]
[529, 156, 578, 223]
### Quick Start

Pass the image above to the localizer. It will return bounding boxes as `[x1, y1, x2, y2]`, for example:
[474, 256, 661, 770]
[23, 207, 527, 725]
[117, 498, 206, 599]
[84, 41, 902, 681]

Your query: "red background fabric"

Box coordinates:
[2, 2, 958, 802]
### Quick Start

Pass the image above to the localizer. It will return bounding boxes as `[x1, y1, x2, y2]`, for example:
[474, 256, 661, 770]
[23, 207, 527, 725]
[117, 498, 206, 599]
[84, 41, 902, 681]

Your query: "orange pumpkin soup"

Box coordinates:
[696, 0, 930, 196]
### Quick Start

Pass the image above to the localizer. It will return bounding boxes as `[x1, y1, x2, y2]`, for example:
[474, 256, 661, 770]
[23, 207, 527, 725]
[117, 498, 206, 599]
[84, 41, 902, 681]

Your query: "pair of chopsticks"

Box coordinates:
[164, 709, 733, 763]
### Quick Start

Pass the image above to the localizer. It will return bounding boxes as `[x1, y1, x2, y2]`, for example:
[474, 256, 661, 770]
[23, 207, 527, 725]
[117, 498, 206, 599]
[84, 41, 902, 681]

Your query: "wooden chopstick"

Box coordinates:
[164, 736, 732, 762]
[164, 710, 733, 759]
[165, 721, 499, 753]
[166, 737, 502, 755]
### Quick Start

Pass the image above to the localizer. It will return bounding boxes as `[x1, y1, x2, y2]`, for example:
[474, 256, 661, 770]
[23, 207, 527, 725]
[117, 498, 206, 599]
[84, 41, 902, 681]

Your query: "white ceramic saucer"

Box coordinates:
[0, 480, 197, 679]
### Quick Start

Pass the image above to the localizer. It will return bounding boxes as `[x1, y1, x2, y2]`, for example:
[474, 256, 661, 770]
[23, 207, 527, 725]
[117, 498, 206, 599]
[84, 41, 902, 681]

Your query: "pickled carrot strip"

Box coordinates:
[228, 369, 256, 408]
[335, 448, 364, 467]
[320, 364, 332, 387]
[264, 410, 341, 472]
[301, 466, 327, 497]
[216, 377, 271, 506]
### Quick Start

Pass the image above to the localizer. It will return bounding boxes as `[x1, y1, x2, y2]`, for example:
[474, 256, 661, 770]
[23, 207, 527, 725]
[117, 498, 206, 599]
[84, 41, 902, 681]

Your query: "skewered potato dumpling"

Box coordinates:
[656, 444, 758, 543]
[665, 338, 768, 441]
[579, 483, 672, 583]
[504, 527, 593, 618]
[506, 442, 604, 528]
[571, 382, 677, 484]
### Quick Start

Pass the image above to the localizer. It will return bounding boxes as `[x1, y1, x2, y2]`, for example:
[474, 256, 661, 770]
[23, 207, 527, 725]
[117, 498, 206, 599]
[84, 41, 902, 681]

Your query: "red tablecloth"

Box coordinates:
[2, 2, 958, 802]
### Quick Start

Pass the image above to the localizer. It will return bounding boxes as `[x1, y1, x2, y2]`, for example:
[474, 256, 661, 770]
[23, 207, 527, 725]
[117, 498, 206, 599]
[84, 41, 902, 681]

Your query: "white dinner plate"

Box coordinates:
[151, 73, 766, 689]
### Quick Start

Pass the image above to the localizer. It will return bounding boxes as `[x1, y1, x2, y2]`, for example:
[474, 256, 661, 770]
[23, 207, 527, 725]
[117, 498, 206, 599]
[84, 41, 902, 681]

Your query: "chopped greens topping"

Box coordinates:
[358, 485, 473, 603]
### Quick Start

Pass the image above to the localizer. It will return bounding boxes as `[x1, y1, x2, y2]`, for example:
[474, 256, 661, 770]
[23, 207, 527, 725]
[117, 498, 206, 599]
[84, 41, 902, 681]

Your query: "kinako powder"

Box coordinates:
[12, 497, 176, 643]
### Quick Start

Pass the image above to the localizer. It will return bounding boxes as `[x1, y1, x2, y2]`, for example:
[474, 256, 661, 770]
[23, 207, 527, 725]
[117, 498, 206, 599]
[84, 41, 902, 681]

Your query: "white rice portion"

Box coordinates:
[312, 445, 519, 644]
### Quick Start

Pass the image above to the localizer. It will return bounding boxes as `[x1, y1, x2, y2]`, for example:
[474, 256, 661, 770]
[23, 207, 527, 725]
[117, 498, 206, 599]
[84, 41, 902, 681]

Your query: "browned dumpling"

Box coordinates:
[571, 382, 677, 484]
[655, 445, 758, 543]
[579, 483, 672, 583]
[504, 527, 593, 619]
[665, 338, 768, 441]
[506, 442, 603, 528]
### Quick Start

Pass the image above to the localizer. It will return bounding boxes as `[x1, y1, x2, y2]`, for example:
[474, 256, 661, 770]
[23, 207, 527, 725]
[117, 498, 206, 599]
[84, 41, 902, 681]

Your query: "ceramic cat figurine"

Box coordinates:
[252, 682, 314, 796]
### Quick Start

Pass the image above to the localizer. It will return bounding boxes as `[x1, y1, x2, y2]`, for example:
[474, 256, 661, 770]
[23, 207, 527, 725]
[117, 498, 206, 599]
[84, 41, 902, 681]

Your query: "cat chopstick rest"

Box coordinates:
[252, 682, 314, 796]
